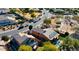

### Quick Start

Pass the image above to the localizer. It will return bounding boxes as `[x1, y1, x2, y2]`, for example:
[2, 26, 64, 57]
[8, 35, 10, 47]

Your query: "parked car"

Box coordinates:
[24, 24, 28, 27]
[33, 21, 37, 23]
[18, 26, 24, 30]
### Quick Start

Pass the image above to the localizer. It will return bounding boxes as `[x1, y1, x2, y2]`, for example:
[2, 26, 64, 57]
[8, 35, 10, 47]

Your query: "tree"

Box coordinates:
[55, 11, 64, 15]
[59, 32, 69, 37]
[20, 8, 30, 13]
[30, 9, 35, 13]
[10, 8, 16, 13]
[2, 27, 5, 31]
[43, 45, 58, 51]
[72, 16, 79, 21]
[65, 32, 69, 36]
[29, 25, 33, 30]
[31, 12, 36, 18]
[18, 45, 32, 51]
[59, 36, 79, 51]
[1, 36, 9, 42]
[44, 18, 51, 25]
[65, 16, 71, 19]
[49, 9, 54, 12]
[73, 39, 79, 50]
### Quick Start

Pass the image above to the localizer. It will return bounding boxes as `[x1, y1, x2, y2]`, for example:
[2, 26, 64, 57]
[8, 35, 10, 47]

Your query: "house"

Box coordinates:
[0, 14, 16, 26]
[7, 32, 38, 51]
[43, 28, 59, 40]
[59, 19, 78, 34]
[0, 8, 9, 14]
[31, 28, 59, 42]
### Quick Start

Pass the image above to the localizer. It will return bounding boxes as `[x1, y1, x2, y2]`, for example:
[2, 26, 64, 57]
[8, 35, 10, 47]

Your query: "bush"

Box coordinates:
[37, 47, 44, 51]
[18, 45, 32, 51]
[59, 36, 79, 51]
[44, 19, 51, 25]
[37, 41, 59, 51]
[31, 12, 36, 18]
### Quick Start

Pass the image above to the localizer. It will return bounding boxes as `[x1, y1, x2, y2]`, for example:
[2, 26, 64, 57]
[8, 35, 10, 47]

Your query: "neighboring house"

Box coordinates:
[59, 19, 78, 34]
[31, 28, 59, 42]
[7, 33, 38, 51]
[0, 14, 16, 26]
[0, 8, 9, 14]
[70, 31, 79, 39]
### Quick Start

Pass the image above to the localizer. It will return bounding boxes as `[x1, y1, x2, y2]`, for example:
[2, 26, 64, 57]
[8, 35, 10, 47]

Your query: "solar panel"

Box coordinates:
[49, 31, 57, 39]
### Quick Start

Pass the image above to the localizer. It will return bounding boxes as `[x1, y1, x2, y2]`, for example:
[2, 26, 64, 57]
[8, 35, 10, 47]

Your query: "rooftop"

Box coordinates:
[43, 28, 59, 40]
[32, 28, 59, 40]
[32, 28, 44, 34]
[0, 14, 16, 20]
[12, 33, 28, 44]
[0, 8, 9, 13]
[0, 14, 16, 26]
[12, 32, 36, 44]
